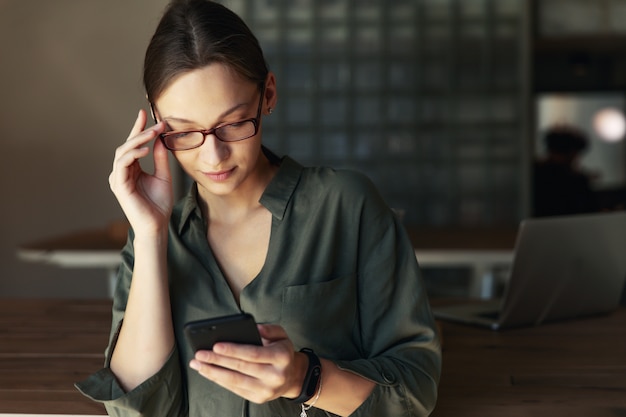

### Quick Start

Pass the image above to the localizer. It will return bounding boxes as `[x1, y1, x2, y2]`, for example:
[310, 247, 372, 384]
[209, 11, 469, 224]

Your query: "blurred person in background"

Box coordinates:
[533, 125, 597, 217]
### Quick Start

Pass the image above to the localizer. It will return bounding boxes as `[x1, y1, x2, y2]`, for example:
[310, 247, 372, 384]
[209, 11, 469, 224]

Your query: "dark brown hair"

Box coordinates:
[143, 0, 269, 103]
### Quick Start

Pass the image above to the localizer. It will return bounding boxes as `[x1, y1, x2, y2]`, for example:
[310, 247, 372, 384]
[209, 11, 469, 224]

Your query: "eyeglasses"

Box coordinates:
[153, 84, 266, 151]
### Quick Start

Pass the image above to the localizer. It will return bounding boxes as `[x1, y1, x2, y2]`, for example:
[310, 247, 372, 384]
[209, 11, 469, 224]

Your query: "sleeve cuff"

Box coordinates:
[75, 346, 184, 416]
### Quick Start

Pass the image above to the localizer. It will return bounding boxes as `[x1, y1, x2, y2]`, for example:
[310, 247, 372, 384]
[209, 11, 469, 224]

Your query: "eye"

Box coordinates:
[167, 131, 192, 140]
[220, 122, 245, 130]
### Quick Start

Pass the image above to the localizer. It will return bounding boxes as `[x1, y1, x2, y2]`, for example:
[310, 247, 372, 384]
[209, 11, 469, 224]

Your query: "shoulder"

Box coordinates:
[300, 164, 380, 200]
[294, 163, 390, 220]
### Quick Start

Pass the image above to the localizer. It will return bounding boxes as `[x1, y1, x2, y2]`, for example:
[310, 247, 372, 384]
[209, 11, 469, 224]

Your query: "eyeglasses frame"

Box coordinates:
[149, 82, 266, 151]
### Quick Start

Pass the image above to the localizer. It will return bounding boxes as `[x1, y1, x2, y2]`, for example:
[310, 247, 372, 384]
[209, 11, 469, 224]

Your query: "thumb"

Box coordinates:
[257, 324, 288, 343]
[153, 134, 172, 182]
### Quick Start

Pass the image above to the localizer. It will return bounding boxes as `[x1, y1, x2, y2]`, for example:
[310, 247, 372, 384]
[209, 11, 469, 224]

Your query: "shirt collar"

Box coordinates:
[175, 151, 303, 233]
[259, 154, 302, 221]
[176, 185, 203, 234]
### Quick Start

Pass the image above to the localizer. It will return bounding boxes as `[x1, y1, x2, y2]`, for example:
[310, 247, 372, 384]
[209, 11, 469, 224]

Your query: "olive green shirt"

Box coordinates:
[76, 153, 441, 417]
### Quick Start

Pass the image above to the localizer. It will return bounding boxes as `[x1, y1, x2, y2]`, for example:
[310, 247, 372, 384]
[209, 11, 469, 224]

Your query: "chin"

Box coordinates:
[198, 180, 237, 197]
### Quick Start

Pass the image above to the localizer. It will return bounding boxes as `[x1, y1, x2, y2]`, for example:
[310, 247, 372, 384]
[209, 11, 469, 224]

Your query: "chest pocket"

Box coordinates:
[280, 273, 361, 359]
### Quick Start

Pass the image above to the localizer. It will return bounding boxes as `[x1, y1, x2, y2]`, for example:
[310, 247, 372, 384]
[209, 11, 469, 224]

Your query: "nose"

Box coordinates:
[198, 132, 229, 165]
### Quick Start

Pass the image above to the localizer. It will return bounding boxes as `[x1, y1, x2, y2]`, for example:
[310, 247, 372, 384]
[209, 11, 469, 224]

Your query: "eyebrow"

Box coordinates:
[160, 101, 251, 126]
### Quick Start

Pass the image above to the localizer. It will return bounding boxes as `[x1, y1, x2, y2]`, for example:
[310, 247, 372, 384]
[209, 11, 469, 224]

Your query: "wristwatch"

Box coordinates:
[289, 348, 322, 403]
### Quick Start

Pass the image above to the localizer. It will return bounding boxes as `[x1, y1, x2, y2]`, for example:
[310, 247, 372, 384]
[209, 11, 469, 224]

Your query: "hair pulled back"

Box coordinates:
[144, 0, 269, 103]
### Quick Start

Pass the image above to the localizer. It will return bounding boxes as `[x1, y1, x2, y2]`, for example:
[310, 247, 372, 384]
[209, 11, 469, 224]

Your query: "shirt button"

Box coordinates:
[382, 370, 396, 384]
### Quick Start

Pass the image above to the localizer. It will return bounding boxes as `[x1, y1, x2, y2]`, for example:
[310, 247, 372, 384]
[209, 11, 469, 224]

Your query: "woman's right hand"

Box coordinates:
[109, 109, 174, 236]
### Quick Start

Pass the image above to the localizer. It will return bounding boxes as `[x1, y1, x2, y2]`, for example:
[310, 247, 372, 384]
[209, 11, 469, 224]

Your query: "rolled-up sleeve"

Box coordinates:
[75, 345, 185, 417]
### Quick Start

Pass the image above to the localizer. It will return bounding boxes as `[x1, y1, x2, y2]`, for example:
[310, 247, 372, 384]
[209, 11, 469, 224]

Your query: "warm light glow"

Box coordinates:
[592, 107, 626, 142]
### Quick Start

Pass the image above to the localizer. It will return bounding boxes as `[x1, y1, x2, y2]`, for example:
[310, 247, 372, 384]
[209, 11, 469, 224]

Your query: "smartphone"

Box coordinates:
[183, 313, 262, 352]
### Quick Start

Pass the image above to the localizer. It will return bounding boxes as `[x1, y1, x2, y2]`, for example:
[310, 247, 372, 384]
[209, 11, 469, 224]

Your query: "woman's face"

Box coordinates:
[154, 63, 274, 199]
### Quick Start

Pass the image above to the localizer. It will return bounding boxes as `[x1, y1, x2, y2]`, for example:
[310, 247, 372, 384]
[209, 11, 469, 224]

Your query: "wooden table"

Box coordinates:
[0, 299, 109, 415]
[2, 299, 624, 416]
[431, 305, 626, 417]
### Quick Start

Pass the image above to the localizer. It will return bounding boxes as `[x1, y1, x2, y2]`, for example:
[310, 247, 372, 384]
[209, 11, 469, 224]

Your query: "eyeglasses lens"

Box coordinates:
[162, 120, 257, 151]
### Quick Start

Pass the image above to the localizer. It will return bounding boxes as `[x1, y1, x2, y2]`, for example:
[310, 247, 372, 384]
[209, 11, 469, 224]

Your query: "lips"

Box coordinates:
[203, 167, 235, 182]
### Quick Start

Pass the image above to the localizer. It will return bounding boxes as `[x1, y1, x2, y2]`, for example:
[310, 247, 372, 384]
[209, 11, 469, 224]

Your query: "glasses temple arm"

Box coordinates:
[149, 103, 159, 124]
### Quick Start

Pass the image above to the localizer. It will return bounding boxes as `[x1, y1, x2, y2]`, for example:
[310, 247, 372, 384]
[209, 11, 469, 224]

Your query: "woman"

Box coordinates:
[77, 1, 441, 416]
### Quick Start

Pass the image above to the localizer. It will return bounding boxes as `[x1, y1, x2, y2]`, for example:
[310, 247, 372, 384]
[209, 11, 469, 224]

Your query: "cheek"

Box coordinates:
[242, 137, 264, 159]
[171, 153, 195, 173]
[219, 139, 260, 166]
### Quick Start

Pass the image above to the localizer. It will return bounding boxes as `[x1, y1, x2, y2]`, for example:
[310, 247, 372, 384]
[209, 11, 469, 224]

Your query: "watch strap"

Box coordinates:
[289, 348, 322, 403]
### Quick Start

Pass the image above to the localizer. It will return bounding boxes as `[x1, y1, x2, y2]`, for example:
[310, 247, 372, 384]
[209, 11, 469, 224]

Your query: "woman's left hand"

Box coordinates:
[189, 324, 305, 403]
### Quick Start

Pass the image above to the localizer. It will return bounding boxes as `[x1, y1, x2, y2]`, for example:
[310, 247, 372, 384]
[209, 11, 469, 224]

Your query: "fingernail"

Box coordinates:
[189, 360, 200, 371]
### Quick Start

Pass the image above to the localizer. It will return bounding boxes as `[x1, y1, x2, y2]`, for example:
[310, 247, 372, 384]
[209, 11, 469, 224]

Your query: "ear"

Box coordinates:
[263, 72, 278, 115]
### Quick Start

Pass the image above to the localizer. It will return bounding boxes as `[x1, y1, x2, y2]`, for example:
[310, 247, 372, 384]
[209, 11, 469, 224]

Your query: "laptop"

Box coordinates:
[432, 211, 626, 330]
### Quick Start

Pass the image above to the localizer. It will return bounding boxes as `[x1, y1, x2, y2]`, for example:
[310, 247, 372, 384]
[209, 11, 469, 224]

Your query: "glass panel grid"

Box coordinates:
[224, 0, 526, 226]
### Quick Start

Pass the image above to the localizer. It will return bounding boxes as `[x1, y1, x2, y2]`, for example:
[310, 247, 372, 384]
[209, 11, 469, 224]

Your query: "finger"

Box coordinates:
[257, 324, 288, 342]
[194, 350, 266, 377]
[190, 360, 273, 403]
[190, 353, 266, 393]
[197, 343, 267, 365]
[114, 147, 151, 170]
[152, 135, 172, 181]
[113, 123, 165, 171]
[120, 121, 166, 152]
[109, 147, 151, 189]
[127, 109, 147, 141]
[110, 146, 150, 178]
